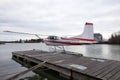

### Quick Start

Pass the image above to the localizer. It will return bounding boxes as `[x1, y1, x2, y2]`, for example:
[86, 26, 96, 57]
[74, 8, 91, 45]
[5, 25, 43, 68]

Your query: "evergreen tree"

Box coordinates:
[109, 31, 120, 44]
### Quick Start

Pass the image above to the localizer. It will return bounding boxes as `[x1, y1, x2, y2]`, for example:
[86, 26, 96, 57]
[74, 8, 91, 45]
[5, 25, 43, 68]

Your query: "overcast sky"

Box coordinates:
[0, 0, 120, 41]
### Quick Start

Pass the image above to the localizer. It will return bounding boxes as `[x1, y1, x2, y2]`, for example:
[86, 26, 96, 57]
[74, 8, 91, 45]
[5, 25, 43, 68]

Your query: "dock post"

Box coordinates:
[70, 69, 73, 80]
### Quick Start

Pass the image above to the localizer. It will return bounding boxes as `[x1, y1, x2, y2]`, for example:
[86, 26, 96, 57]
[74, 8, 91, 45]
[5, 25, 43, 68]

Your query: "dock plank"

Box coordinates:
[102, 63, 120, 80]
[92, 61, 116, 75]
[97, 61, 120, 79]
[109, 70, 120, 80]
[12, 50, 120, 80]
[84, 60, 113, 74]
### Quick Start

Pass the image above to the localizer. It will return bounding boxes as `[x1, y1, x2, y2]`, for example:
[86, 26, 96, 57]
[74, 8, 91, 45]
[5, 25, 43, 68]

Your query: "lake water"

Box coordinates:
[0, 43, 120, 80]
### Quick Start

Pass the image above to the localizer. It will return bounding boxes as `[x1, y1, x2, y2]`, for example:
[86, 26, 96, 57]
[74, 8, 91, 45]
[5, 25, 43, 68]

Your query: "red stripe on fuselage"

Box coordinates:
[45, 40, 81, 45]
[61, 37, 95, 41]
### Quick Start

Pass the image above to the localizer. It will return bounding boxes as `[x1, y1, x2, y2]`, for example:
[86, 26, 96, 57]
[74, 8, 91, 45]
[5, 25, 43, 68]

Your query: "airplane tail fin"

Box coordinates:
[73, 22, 94, 40]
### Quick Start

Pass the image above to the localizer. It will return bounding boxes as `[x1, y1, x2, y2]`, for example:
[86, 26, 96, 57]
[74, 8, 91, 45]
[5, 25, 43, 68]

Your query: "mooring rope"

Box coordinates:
[6, 61, 46, 80]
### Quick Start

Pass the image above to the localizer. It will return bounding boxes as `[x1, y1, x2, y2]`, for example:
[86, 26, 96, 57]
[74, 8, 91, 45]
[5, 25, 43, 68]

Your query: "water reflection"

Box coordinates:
[65, 45, 86, 54]
[0, 43, 46, 80]
[107, 45, 120, 60]
[85, 44, 103, 58]
[66, 44, 120, 61]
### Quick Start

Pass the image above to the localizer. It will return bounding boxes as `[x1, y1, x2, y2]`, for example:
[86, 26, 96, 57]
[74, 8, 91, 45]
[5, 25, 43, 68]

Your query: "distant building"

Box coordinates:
[94, 33, 103, 41]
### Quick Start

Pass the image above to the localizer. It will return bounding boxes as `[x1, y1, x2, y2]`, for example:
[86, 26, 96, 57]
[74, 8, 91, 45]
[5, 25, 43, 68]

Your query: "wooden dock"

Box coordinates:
[12, 50, 120, 80]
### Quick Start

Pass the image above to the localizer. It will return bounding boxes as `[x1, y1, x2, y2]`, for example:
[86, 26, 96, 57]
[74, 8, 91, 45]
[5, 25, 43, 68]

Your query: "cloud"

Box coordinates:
[0, 0, 120, 40]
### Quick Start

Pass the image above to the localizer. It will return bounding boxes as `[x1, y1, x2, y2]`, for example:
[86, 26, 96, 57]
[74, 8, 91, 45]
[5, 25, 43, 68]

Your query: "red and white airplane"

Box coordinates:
[4, 22, 96, 46]
[44, 22, 95, 46]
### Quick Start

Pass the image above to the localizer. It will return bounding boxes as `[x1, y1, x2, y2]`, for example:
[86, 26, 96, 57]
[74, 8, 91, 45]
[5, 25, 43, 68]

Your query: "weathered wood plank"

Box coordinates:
[102, 63, 120, 80]
[109, 70, 120, 80]
[89, 61, 115, 78]
[12, 50, 120, 80]
[84, 60, 113, 74]
[92, 61, 116, 76]
[97, 61, 120, 79]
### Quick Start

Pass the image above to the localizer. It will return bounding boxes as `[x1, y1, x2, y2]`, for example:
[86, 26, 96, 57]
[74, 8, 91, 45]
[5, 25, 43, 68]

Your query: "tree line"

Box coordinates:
[108, 31, 120, 44]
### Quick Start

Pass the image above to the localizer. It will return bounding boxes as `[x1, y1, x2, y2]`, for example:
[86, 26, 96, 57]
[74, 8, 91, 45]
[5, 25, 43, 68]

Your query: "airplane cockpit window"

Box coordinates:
[47, 36, 59, 40]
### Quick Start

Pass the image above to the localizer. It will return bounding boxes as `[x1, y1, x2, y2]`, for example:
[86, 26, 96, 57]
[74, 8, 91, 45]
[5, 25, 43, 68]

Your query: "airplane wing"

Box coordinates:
[3, 30, 47, 39]
[3, 30, 74, 38]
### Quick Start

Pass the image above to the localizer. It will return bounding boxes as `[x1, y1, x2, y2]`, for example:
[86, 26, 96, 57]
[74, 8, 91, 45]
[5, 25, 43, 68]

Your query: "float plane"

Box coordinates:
[4, 22, 96, 51]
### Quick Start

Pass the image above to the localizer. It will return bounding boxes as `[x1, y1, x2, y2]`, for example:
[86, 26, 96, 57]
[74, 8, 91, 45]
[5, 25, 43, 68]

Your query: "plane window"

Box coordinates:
[48, 36, 58, 40]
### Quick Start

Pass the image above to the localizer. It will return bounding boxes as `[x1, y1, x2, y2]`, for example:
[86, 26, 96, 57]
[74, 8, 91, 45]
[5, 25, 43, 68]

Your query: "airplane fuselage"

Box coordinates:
[44, 37, 95, 46]
[44, 22, 95, 46]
